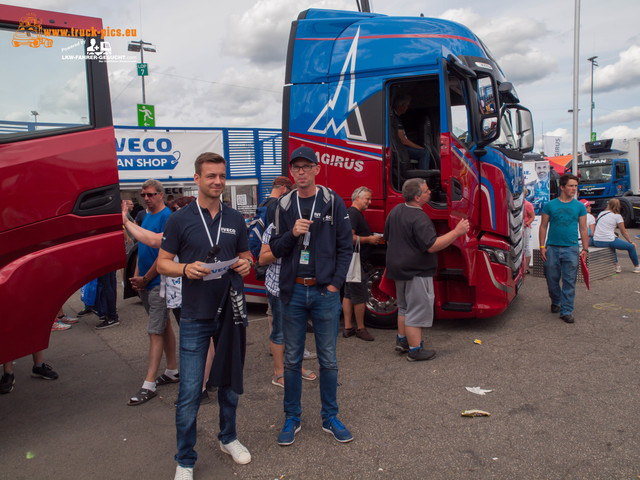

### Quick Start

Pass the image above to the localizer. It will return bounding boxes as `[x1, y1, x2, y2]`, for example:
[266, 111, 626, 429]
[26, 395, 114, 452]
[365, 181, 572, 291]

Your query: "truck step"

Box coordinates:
[441, 302, 473, 312]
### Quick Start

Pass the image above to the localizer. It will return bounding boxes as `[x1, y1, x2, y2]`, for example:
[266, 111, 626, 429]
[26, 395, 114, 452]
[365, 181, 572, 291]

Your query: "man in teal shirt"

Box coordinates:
[539, 174, 589, 323]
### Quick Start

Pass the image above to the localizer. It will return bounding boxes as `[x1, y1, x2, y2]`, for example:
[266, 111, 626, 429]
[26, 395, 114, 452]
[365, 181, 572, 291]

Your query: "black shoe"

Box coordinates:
[407, 346, 436, 362]
[342, 327, 356, 338]
[561, 314, 575, 324]
[0, 373, 15, 394]
[31, 363, 58, 380]
[200, 389, 212, 405]
[551, 304, 561, 313]
[77, 308, 93, 316]
[95, 317, 120, 329]
[395, 336, 409, 353]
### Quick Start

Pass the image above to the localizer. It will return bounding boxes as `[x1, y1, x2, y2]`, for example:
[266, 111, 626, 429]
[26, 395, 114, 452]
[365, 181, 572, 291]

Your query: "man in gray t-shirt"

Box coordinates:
[384, 178, 469, 362]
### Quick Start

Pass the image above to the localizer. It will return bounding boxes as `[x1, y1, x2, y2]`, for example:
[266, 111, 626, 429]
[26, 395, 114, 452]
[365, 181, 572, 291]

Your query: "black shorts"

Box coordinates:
[344, 268, 368, 304]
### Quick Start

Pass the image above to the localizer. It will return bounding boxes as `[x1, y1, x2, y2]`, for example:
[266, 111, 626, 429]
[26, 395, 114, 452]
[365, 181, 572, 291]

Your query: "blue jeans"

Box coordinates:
[543, 245, 579, 316]
[175, 317, 238, 468]
[593, 238, 639, 266]
[407, 146, 431, 170]
[282, 284, 341, 421]
[267, 292, 284, 345]
[96, 271, 118, 320]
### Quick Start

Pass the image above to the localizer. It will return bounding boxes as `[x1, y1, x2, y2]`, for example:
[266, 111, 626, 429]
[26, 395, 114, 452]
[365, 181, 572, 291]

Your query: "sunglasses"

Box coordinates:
[141, 192, 160, 198]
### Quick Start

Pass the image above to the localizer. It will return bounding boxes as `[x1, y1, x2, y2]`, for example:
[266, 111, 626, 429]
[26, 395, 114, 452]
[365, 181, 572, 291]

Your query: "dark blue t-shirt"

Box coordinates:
[161, 200, 248, 319]
[139, 206, 171, 289]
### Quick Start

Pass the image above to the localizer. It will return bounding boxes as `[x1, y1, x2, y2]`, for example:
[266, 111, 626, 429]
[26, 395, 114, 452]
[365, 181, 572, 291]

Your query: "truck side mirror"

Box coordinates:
[477, 76, 500, 147]
[506, 105, 534, 153]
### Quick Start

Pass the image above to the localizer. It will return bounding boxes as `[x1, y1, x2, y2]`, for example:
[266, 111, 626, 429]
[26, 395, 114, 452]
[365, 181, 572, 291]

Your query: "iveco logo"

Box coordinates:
[221, 227, 236, 235]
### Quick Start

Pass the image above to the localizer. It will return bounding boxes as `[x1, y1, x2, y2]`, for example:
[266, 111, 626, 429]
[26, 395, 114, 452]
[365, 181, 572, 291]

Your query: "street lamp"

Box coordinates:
[30, 110, 39, 129]
[127, 40, 156, 104]
[588, 55, 598, 141]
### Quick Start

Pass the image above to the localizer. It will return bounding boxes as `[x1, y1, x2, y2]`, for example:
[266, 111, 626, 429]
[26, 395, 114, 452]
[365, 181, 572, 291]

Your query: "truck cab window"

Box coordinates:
[387, 78, 441, 192]
[1, 27, 90, 138]
[448, 77, 471, 145]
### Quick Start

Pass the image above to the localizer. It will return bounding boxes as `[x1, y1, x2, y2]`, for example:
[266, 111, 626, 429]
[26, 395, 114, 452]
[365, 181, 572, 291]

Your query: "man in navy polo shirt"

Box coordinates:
[158, 153, 253, 480]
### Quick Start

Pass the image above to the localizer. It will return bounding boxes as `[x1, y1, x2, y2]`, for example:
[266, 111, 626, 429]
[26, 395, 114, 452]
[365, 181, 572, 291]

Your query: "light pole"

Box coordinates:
[127, 40, 156, 104]
[30, 110, 39, 130]
[588, 55, 598, 141]
[571, 0, 580, 175]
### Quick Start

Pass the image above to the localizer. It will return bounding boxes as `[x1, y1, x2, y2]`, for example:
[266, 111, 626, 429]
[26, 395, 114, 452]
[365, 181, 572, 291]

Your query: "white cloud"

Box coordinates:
[499, 50, 558, 85]
[223, 0, 354, 65]
[580, 45, 640, 94]
[439, 8, 555, 86]
[600, 125, 640, 140]
[596, 106, 640, 125]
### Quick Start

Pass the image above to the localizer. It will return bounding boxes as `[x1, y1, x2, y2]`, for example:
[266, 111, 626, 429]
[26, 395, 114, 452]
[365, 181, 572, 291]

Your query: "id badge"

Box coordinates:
[300, 249, 310, 265]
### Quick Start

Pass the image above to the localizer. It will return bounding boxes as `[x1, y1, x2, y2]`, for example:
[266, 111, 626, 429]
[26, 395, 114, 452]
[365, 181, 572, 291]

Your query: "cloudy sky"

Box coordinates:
[6, 0, 640, 154]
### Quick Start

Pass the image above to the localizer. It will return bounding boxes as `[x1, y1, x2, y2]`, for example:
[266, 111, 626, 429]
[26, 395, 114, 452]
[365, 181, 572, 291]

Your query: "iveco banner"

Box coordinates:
[115, 129, 223, 182]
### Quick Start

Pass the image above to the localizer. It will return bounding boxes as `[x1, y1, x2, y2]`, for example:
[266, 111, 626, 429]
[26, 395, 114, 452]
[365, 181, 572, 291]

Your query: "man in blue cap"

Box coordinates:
[269, 146, 353, 446]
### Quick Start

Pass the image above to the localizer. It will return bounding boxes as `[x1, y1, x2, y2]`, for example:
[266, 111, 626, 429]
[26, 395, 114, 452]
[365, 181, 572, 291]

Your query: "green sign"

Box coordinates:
[137, 63, 148, 76]
[137, 104, 155, 127]
[591, 132, 597, 141]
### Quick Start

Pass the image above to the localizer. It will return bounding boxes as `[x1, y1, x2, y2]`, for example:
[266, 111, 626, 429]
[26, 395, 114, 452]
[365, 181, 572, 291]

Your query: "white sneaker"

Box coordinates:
[303, 348, 317, 360]
[634, 266, 640, 273]
[615, 265, 622, 273]
[219, 439, 251, 464]
[174, 465, 193, 480]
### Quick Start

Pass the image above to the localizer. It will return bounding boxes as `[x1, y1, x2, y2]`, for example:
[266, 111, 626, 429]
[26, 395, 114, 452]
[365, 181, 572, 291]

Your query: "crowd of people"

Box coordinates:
[3, 148, 639, 480]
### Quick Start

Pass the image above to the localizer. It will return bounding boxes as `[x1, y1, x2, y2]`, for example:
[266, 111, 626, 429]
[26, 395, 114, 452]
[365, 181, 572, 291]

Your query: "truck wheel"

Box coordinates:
[364, 266, 398, 329]
[620, 201, 633, 228]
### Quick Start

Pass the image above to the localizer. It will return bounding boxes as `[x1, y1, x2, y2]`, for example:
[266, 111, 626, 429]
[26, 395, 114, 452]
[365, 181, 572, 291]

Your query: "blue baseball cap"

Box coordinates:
[289, 146, 318, 164]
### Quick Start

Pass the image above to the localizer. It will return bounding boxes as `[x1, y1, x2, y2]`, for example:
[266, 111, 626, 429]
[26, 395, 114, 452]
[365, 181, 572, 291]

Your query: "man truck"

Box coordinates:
[578, 138, 640, 226]
[282, 9, 534, 327]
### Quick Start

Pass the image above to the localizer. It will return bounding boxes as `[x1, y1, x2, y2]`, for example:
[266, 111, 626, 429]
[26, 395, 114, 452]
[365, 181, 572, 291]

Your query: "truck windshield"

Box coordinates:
[490, 115, 518, 150]
[578, 164, 612, 184]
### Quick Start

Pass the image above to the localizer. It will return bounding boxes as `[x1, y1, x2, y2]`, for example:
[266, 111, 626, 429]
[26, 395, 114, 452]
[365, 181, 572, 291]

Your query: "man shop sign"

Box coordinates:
[115, 128, 223, 182]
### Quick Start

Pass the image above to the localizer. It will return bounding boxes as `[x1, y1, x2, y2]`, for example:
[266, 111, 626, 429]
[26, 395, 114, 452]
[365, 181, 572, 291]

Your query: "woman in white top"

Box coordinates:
[592, 198, 640, 273]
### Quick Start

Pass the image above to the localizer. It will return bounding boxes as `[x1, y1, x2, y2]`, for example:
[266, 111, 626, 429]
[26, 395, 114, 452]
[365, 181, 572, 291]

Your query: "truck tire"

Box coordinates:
[364, 266, 398, 329]
[619, 200, 633, 228]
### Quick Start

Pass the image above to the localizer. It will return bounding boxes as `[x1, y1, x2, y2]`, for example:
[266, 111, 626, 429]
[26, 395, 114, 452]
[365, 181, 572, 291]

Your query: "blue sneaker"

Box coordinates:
[277, 418, 301, 446]
[322, 416, 353, 443]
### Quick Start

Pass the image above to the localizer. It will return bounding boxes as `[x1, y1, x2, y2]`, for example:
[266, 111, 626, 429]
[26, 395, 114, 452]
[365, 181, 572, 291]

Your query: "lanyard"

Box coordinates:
[197, 200, 222, 248]
[296, 189, 318, 248]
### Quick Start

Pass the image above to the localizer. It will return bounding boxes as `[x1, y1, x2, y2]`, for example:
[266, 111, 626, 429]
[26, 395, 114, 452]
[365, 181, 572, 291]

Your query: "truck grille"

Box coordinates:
[579, 187, 605, 197]
[508, 190, 524, 278]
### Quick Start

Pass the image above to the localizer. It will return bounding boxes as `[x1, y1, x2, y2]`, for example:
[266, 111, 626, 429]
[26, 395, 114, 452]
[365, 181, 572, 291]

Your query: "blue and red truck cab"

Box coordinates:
[282, 9, 534, 326]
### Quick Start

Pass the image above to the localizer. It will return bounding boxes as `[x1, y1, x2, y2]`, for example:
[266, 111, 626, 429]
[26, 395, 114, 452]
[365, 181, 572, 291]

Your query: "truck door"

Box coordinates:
[0, 6, 125, 364]
[441, 72, 481, 233]
[614, 160, 630, 195]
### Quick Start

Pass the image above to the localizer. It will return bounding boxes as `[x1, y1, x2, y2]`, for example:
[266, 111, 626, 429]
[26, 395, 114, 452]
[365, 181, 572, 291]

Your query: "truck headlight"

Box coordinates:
[479, 245, 510, 267]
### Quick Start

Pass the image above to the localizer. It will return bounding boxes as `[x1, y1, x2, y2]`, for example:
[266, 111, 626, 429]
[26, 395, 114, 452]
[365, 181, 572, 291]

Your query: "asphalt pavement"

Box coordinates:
[2, 237, 640, 480]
